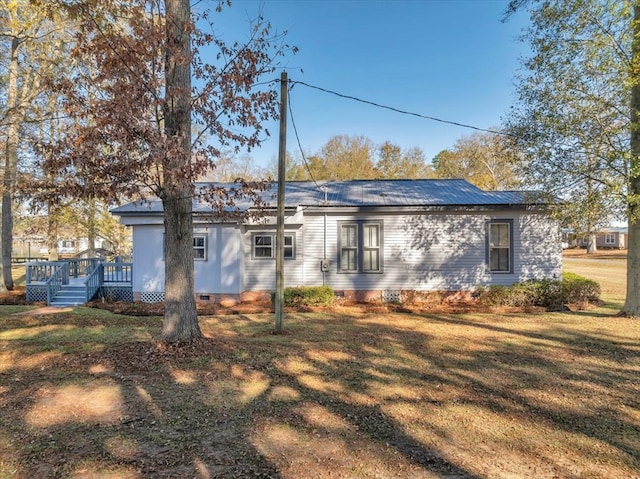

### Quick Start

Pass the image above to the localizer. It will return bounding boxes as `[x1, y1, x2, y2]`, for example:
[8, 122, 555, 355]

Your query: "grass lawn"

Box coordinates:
[562, 249, 627, 308]
[0, 255, 638, 478]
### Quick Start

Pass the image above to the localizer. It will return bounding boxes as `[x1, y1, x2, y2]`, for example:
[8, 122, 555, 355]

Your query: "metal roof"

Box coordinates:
[111, 179, 544, 215]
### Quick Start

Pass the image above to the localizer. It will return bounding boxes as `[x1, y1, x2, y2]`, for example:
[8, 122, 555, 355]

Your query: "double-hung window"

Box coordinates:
[487, 220, 512, 273]
[283, 235, 294, 258]
[339, 221, 383, 273]
[163, 233, 208, 261]
[340, 224, 358, 272]
[362, 223, 381, 272]
[605, 233, 615, 245]
[193, 235, 207, 260]
[253, 234, 273, 258]
[252, 233, 295, 259]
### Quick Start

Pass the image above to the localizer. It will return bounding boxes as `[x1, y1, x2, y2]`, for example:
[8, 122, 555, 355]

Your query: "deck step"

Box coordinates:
[51, 285, 87, 307]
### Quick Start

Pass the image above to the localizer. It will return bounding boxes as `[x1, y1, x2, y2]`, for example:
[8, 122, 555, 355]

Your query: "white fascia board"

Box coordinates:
[243, 207, 303, 226]
[116, 215, 164, 226]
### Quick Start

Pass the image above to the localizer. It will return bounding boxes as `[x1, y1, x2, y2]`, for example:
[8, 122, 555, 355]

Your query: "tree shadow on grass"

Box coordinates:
[1, 314, 486, 478]
[2, 310, 639, 478]
[1, 334, 284, 478]
[419, 314, 640, 463]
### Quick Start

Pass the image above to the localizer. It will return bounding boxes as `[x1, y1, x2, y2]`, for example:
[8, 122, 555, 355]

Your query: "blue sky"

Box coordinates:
[205, 0, 529, 168]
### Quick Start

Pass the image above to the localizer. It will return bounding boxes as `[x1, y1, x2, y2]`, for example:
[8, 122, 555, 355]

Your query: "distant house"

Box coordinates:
[597, 227, 627, 249]
[574, 227, 628, 250]
[111, 179, 562, 303]
[37, 238, 112, 257]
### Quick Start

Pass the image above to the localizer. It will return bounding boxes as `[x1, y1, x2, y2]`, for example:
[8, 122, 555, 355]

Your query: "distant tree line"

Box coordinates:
[205, 132, 522, 187]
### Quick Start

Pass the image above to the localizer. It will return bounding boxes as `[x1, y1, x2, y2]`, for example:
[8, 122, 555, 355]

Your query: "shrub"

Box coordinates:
[271, 285, 335, 306]
[562, 272, 601, 303]
[477, 274, 600, 309]
[479, 282, 543, 308]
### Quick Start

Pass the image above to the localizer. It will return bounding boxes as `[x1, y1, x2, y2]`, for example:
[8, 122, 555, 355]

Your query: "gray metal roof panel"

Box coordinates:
[111, 179, 544, 215]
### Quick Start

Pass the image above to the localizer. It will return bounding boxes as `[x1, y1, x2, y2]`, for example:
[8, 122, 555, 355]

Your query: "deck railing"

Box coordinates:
[83, 263, 103, 303]
[26, 258, 133, 305]
[45, 262, 69, 305]
[68, 258, 101, 279]
[26, 261, 68, 284]
[103, 262, 133, 284]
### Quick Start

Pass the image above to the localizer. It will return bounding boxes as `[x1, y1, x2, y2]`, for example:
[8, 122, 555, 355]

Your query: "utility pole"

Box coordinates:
[274, 71, 287, 333]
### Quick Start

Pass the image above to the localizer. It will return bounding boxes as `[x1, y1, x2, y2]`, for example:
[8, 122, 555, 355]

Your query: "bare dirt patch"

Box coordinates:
[0, 287, 31, 305]
[87, 294, 592, 318]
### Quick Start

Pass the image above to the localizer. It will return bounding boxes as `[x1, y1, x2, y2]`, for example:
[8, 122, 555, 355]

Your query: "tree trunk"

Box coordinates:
[586, 233, 597, 254]
[622, 1, 640, 316]
[2, 37, 22, 291]
[86, 199, 97, 258]
[160, 0, 202, 342]
[162, 191, 200, 342]
[47, 206, 59, 261]
[0, 200, 4, 294]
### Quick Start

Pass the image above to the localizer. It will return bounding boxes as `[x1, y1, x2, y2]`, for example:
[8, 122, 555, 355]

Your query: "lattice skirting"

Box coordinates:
[26, 286, 48, 303]
[98, 287, 134, 302]
[140, 291, 165, 303]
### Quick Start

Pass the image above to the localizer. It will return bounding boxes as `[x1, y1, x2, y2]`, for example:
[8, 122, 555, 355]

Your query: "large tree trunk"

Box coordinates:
[0, 201, 4, 294]
[2, 37, 22, 291]
[622, 1, 640, 316]
[162, 190, 200, 341]
[160, 0, 202, 342]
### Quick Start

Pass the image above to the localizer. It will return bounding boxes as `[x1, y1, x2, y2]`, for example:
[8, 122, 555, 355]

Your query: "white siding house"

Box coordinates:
[112, 179, 562, 303]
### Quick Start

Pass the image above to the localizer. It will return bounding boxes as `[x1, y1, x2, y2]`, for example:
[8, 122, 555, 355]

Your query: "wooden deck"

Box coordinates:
[25, 258, 133, 306]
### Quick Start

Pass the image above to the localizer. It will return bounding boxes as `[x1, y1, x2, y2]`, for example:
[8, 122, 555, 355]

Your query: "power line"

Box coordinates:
[288, 79, 515, 138]
[286, 83, 321, 189]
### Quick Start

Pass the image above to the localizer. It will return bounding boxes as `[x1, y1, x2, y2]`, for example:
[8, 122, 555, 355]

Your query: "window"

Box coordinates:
[488, 221, 512, 273]
[284, 235, 294, 259]
[340, 224, 358, 272]
[253, 235, 273, 258]
[605, 233, 615, 245]
[252, 233, 295, 259]
[363, 224, 380, 272]
[338, 221, 383, 273]
[193, 235, 207, 260]
[163, 232, 208, 261]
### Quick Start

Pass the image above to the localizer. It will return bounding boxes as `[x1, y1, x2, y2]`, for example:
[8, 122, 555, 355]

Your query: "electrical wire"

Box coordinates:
[286, 83, 322, 190]
[287, 79, 516, 138]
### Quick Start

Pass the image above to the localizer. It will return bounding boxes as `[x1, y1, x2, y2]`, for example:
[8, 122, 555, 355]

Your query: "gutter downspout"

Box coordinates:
[322, 185, 328, 285]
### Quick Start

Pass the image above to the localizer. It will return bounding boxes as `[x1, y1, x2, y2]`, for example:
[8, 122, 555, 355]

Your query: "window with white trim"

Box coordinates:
[252, 233, 295, 259]
[604, 233, 615, 245]
[283, 235, 294, 258]
[338, 221, 383, 273]
[163, 233, 208, 261]
[488, 221, 512, 273]
[193, 235, 207, 260]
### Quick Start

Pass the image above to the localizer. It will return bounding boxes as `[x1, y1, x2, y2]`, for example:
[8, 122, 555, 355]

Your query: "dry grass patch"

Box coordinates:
[0, 304, 638, 478]
[563, 249, 626, 306]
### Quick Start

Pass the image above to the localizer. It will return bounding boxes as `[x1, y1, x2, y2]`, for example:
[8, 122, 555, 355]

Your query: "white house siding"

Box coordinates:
[242, 225, 305, 291]
[300, 209, 561, 293]
[132, 224, 244, 297]
[132, 225, 165, 294]
[512, 213, 562, 283]
[129, 209, 561, 297]
[193, 225, 243, 295]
